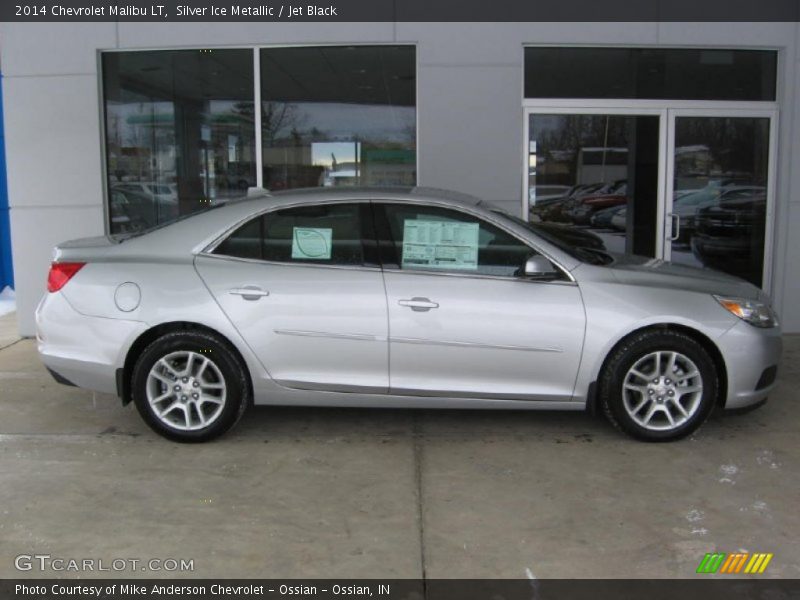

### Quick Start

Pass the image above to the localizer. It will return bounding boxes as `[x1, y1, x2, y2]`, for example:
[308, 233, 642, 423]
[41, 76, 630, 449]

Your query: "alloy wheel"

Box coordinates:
[145, 351, 226, 431]
[622, 350, 703, 431]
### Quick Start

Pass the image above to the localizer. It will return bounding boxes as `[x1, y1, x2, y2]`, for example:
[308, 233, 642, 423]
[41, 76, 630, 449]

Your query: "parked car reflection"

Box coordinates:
[691, 189, 766, 284]
[113, 181, 178, 203]
[672, 182, 764, 245]
[109, 188, 179, 233]
[590, 205, 626, 229]
[568, 180, 627, 225]
[610, 207, 627, 232]
[533, 183, 605, 223]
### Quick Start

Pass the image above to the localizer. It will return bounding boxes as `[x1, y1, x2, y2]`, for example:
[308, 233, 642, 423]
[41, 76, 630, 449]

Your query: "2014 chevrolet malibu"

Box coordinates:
[36, 187, 782, 442]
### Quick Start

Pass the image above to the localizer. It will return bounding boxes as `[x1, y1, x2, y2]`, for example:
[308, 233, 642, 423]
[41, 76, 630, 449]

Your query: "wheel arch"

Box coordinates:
[586, 323, 728, 413]
[118, 321, 253, 406]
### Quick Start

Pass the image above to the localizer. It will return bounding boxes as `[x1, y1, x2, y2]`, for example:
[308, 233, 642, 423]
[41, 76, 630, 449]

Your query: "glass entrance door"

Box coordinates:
[525, 108, 776, 289]
[526, 111, 663, 258]
[666, 112, 774, 287]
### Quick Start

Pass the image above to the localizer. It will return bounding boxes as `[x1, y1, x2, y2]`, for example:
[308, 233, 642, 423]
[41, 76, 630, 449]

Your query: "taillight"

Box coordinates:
[47, 262, 86, 293]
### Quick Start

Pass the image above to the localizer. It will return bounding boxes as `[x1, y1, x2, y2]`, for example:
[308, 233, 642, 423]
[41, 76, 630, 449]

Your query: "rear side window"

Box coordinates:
[213, 203, 368, 266]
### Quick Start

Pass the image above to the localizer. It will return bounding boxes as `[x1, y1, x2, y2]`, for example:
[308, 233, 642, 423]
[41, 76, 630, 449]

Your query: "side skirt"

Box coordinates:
[253, 386, 585, 411]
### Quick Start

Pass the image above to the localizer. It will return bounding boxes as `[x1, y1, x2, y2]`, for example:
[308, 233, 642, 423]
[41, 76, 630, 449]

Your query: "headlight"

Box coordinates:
[714, 295, 779, 328]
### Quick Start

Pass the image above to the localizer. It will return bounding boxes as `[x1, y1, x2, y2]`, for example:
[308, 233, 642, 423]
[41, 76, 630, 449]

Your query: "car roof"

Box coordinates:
[120, 186, 487, 250]
[262, 185, 483, 207]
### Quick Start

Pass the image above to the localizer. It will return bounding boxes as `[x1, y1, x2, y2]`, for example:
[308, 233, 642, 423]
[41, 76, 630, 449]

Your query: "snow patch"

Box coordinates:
[686, 509, 704, 523]
[756, 450, 781, 470]
[0, 287, 15, 317]
[719, 464, 738, 484]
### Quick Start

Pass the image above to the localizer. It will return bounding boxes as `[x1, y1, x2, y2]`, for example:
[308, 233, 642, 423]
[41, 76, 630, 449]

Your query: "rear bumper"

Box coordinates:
[717, 320, 782, 410]
[35, 292, 147, 395]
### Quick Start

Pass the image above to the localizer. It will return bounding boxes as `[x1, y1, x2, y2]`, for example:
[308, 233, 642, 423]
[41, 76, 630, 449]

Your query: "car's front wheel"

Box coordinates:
[131, 331, 249, 442]
[599, 329, 718, 442]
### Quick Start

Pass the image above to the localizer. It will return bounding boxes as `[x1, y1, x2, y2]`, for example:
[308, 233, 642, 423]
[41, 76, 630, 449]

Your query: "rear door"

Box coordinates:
[195, 201, 389, 393]
[374, 202, 586, 401]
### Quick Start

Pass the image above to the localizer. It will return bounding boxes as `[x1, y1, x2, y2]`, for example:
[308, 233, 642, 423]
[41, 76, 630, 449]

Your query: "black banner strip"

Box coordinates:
[2, 0, 800, 23]
[3, 579, 800, 600]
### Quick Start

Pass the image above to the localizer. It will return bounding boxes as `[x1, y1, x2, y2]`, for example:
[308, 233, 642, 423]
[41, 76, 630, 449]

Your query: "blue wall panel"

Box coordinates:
[0, 73, 14, 291]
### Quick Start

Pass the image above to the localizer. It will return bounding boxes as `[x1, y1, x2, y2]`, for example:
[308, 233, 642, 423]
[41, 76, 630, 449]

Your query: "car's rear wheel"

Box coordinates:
[599, 329, 717, 442]
[131, 331, 249, 442]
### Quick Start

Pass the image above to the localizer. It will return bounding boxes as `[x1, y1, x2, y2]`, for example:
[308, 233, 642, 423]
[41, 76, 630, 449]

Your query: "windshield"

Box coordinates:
[494, 211, 613, 266]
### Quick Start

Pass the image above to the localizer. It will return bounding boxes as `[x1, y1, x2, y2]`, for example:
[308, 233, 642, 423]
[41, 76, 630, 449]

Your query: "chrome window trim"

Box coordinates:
[382, 266, 577, 286]
[195, 251, 383, 274]
[199, 196, 577, 284]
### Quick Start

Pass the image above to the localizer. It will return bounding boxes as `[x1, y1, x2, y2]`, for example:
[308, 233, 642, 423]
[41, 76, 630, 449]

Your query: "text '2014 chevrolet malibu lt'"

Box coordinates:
[36, 187, 781, 442]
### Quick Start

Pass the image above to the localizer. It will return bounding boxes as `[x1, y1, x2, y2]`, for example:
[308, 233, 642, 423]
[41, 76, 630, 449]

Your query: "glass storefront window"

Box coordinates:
[102, 50, 256, 234]
[260, 46, 416, 190]
[102, 45, 416, 234]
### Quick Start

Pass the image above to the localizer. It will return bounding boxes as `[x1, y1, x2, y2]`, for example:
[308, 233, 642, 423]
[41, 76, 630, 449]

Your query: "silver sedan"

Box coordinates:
[36, 187, 782, 442]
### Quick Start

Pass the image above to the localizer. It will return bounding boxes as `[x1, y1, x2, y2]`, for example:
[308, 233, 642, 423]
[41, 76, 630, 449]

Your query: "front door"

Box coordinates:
[375, 202, 586, 401]
[195, 201, 389, 393]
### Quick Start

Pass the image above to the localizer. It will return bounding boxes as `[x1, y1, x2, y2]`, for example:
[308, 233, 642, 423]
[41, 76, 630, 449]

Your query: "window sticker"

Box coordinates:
[401, 219, 479, 270]
[292, 227, 333, 260]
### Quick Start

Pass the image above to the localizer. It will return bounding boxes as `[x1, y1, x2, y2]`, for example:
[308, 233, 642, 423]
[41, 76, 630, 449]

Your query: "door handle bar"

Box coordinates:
[669, 213, 680, 242]
[229, 287, 270, 300]
[398, 297, 439, 312]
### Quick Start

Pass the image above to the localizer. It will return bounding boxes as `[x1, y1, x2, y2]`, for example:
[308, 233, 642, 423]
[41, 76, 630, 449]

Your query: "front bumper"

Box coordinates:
[35, 292, 147, 395]
[716, 320, 782, 409]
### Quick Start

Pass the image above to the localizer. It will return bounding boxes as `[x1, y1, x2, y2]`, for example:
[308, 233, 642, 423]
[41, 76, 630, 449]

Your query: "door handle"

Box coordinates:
[398, 297, 439, 312]
[669, 213, 680, 241]
[229, 286, 269, 301]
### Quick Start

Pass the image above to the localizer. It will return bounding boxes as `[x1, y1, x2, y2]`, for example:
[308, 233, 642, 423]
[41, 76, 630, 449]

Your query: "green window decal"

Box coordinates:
[292, 227, 333, 260]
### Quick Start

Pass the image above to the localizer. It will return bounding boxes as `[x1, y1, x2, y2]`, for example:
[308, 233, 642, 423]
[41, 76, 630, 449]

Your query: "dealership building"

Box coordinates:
[1, 21, 799, 336]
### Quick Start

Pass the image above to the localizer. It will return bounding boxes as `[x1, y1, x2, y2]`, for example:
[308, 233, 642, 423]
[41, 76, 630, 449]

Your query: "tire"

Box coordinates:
[599, 329, 718, 442]
[131, 331, 249, 442]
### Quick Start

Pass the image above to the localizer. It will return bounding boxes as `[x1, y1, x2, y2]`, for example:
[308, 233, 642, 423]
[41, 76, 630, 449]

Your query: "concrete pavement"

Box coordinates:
[0, 324, 798, 579]
[0, 312, 19, 350]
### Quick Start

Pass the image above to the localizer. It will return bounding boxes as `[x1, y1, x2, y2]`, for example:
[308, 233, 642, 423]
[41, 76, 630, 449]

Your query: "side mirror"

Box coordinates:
[523, 255, 559, 280]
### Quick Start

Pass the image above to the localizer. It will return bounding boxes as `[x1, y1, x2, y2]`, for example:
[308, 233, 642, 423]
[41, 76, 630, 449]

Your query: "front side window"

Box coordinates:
[214, 203, 368, 266]
[378, 204, 537, 277]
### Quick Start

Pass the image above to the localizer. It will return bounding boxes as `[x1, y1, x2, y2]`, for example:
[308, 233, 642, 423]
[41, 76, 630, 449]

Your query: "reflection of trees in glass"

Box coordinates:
[235, 101, 303, 145]
[675, 118, 768, 183]
[534, 115, 631, 185]
[259, 101, 416, 188]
